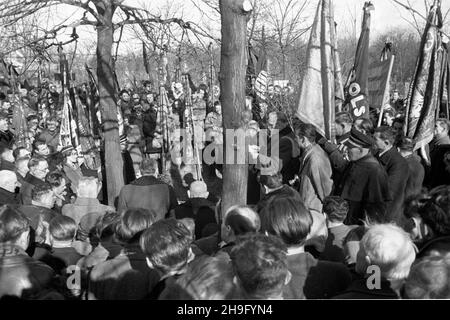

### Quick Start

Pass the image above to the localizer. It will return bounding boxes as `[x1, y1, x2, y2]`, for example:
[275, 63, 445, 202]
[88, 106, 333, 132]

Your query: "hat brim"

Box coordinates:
[343, 139, 362, 149]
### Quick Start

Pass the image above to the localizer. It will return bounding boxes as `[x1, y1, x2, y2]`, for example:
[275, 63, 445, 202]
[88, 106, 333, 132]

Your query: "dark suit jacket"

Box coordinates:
[284, 252, 352, 299]
[334, 154, 391, 225]
[0, 187, 19, 206]
[117, 176, 178, 221]
[0, 130, 14, 149]
[333, 277, 399, 299]
[427, 143, 450, 189]
[174, 198, 216, 239]
[0, 244, 56, 299]
[404, 154, 425, 198]
[88, 243, 160, 300]
[377, 148, 409, 224]
[270, 126, 301, 184]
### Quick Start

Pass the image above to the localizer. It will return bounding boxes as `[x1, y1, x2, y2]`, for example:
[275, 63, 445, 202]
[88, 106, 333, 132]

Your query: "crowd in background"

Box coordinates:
[1, 74, 450, 300]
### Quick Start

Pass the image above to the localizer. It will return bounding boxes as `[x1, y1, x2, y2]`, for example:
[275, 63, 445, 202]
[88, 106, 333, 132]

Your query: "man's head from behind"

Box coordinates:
[323, 196, 349, 224]
[31, 183, 56, 209]
[75, 177, 101, 198]
[0, 170, 18, 193]
[221, 205, 261, 244]
[356, 223, 416, 281]
[403, 252, 450, 299]
[140, 158, 159, 177]
[260, 195, 313, 248]
[0, 205, 30, 250]
[140, 218, 194, 277]
[49, 215, 77, 243]
[188, 180, 209, 199]
[230, 233, 290, 299]
[417, 185, 450, 238]
[116, 208, 156, 244]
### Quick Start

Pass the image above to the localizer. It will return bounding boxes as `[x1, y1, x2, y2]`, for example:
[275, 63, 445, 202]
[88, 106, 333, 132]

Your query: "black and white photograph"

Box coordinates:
[0, 0, 449, 304]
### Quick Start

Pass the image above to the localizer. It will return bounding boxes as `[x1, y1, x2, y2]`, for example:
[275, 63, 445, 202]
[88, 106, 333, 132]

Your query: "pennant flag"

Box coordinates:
[333, 22, 345, 112]
[246, 43, 258, 95]
[344, 2, 374, 119]
[11, 97, 28, 148]
[438, 42, 449, 119]
[404, 0, 445, 151]
[256, 26, 268, 75]
[296, 0, 337, 141]
[59, 88, 74, 148]
[255, 26, 270, 101]
[255, 70, 269, 101]
[368, 51, 395, 111]
[85, 64, 101, 137]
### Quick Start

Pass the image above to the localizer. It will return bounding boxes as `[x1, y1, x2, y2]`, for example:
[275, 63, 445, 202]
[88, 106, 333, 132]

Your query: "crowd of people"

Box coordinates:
[1, 73, 450, 300]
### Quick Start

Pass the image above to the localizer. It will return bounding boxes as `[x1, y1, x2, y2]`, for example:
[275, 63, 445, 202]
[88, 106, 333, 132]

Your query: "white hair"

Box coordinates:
[360, 223, 416, 280]
[76, 177, 99, 198]
[0, 170, 17, 192]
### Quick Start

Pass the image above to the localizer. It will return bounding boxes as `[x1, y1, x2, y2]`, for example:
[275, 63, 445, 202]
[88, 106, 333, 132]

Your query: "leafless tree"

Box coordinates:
[0, 0, 216, 205]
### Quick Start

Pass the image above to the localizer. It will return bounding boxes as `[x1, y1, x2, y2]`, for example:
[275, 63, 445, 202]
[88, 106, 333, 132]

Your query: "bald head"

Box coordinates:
[0, 170, 18, 193]
[188, 180, 208, 198]
[222, 205, 260, 244]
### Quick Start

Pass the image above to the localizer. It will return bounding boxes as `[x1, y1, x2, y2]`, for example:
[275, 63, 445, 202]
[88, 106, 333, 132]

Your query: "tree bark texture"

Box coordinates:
[219, 0, 252, 214]
[95, 0, 124, 205]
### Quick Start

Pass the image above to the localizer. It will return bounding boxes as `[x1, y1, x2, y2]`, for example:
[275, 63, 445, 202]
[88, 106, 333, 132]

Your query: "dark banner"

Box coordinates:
[404, 2, 444, 151]
[344, 2, 374, 119]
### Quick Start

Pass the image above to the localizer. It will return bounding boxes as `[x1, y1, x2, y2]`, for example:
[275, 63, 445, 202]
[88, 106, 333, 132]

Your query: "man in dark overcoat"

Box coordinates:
[373, 126, 409, 225]
[333, 128, 391, 225]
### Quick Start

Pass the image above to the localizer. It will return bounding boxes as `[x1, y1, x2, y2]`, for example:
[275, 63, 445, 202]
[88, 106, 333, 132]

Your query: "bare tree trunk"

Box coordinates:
[219, 0, 252, 214]
[96, 0, 124, 205]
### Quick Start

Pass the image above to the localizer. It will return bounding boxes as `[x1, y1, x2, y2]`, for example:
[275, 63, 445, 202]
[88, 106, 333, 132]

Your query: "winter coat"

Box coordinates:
[333, 154, 391, 225]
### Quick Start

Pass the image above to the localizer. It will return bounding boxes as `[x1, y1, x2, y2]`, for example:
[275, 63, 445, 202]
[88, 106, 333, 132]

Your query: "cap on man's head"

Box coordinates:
[344, 127, 374, 149]
[60, 145, 75, 156]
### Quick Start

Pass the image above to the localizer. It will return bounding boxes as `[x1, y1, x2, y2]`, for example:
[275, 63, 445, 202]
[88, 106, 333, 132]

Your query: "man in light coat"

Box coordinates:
[294, 123, 333, 215]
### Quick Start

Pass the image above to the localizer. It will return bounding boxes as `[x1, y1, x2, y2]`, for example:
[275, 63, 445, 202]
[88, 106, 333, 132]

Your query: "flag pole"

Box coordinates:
[377, 55, 395, 127]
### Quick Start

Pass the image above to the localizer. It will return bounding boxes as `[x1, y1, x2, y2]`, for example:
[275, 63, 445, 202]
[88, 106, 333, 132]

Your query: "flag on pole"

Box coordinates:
[404, 0, 445, 151]
[246, 43, 258, 95]
[333, 22, 345, 113]
[344, 2, 374, 119]
[438, 42, 449, 119]
[254, 27, 270, 101]
[368, 53, 395, 110]
[296, 0, 337, 141]
[256, 26, 268, 75]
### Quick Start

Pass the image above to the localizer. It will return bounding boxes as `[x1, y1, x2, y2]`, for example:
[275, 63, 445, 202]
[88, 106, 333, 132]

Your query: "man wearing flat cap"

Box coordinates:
[333, 128, 391, 225]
